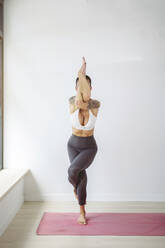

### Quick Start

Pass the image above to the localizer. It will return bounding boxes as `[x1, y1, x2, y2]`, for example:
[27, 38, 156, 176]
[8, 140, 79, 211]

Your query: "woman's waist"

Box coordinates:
[72, 133, 94, 139]
[68, 133, 97, 149]
[72, 127, 94, 137]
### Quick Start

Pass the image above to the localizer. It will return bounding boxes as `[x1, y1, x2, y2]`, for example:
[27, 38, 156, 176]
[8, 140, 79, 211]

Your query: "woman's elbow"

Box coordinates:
[82, 92, 91, 102]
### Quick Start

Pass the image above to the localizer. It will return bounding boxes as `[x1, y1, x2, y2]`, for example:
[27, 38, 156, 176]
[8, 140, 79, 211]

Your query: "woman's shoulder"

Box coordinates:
[68, 95, 76, 104]
[89, 98, 101, 109]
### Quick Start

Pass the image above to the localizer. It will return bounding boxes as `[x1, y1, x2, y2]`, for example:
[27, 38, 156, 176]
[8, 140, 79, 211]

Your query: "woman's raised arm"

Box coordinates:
[77, 57, 91, 102]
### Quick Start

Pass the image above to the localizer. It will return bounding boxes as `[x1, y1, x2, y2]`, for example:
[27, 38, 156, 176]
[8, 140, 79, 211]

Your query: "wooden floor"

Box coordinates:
[0, 201, 165, 248]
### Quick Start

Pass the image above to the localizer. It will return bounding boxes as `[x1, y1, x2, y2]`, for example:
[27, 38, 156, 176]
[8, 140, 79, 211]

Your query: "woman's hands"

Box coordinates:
[82, 56, 86, 75]
[78, 56, 86, 76]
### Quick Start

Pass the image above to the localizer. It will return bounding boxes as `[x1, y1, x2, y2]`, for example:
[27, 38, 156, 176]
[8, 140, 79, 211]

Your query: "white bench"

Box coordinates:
[0, 168, 30, 236]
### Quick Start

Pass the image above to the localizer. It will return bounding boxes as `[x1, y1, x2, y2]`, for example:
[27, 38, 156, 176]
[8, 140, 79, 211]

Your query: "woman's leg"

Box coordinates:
[67, 143, 80, 193]
[67, 143, 80, 164]
[77, 169, 87, 205]
[67, 147, 97, 205]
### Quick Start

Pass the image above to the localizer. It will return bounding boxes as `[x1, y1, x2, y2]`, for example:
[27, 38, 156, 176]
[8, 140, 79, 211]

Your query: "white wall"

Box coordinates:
[3, 0, 165, 201]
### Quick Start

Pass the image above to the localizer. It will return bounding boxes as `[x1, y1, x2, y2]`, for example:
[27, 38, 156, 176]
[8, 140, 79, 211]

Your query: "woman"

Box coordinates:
[67, 57, 101, 225]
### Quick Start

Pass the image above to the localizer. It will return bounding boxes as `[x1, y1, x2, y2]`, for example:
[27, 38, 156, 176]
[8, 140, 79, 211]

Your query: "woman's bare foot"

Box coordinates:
[77, 212, 87, 225]
[73, 188, 78, 200]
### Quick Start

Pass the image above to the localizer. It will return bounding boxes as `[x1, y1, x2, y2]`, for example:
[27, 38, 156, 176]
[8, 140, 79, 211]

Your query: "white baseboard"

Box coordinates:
[24, 192, 165, 202]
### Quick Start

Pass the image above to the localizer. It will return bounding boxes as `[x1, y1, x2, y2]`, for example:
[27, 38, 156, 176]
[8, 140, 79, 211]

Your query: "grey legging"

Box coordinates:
[67, 133, 98, 205]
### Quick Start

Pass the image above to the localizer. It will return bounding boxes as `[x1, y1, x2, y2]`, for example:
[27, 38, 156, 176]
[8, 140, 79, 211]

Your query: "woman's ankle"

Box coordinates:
[80, 212, 86, 216]
[80, 209, 86, 215]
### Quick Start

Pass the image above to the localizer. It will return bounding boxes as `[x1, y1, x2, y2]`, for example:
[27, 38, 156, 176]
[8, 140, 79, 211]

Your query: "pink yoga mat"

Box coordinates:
[36, 212, 165, 236]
